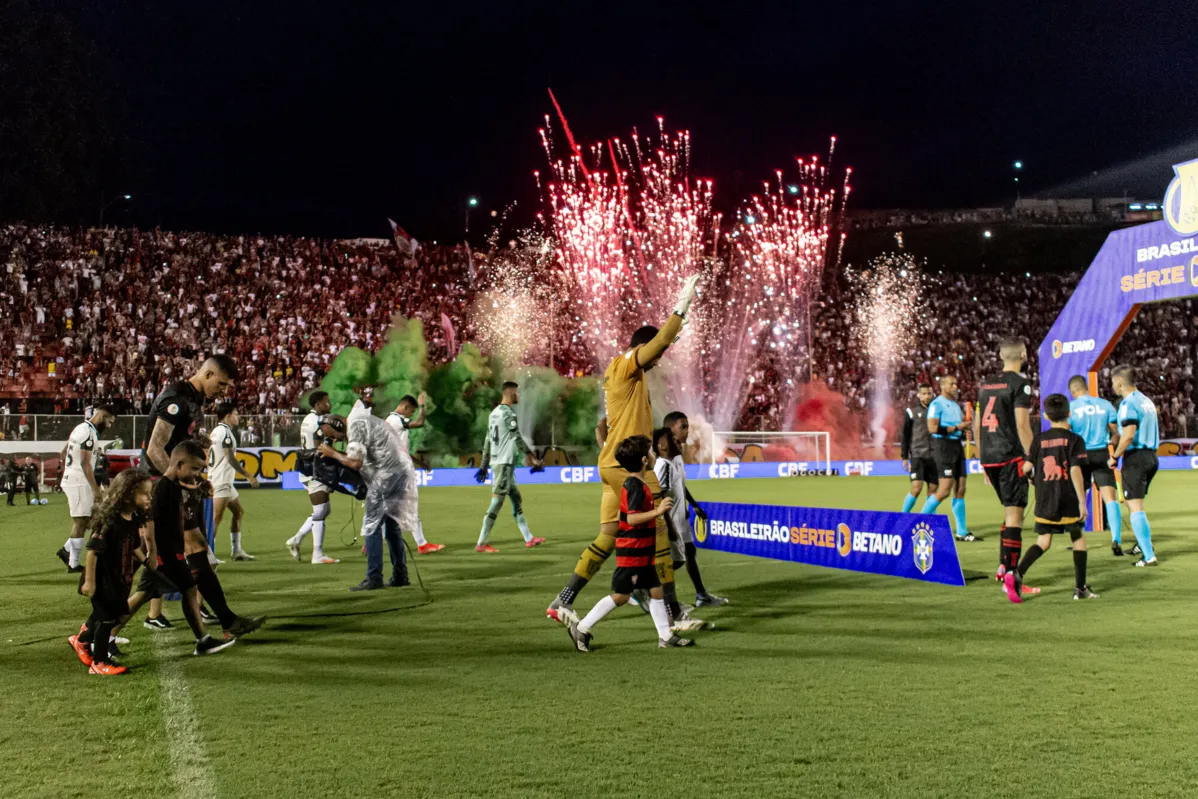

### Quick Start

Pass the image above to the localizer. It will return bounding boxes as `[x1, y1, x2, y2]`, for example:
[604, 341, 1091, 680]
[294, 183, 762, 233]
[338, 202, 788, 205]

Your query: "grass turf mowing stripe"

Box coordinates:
[151, 633, 219, 799]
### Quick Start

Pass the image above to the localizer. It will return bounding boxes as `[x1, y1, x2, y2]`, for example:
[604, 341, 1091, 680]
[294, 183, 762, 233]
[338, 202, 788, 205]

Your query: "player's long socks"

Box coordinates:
[311, 520, 327, 560]
[514, 513, 533, 543]
[648, 598, 672, 641]
[920, 496, 941, 514]
[294, 516, 315, 543]
[478, 496, 504, 545]
[90, 620, 116, 664]
[950, 498, 969, 537]
[1017, 543, 1044, 578]
[231, 531, 243, 555]
[1105, 501, 1123, 545]
[577, 595, 618, 634]
[1130, 511, 1155, 561]
[683, 542, 708, 597]
[65, 537, 84, 568]
[557, 574, 589, 606]
[411, 518, 428, 547]
[662, 581, 683, 619]
[1073, 549, 1087, 589]
[901, 493, 918, 513]
[1000, 527, 1022, 573]
[187, 554, 237, 628]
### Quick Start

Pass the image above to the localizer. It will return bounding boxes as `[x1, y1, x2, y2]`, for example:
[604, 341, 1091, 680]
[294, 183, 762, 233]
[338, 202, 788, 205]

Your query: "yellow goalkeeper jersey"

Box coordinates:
[598, 314, 683, 469]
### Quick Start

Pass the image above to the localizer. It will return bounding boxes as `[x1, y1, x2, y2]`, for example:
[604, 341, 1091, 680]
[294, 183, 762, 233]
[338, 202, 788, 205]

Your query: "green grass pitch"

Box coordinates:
[2, 473, 1196, 798]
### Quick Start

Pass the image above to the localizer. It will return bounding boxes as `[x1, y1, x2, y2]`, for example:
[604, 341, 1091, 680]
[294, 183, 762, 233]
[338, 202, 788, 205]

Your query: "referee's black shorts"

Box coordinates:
[908, 456, 939, 485]
[1121, 449, 1158, 501]
[1080, 449, 1117, 490]
[931, 438, 966, 481]
[983, 458, 1028, 508]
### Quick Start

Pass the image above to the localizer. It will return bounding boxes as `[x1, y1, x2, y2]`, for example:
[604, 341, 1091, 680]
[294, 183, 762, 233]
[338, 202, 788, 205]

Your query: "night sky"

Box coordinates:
[12, 0, 1198, 239]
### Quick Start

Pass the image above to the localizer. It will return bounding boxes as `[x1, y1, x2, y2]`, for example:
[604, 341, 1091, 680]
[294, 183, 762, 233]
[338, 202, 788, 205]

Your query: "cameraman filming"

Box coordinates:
[316, 412, 413, 592]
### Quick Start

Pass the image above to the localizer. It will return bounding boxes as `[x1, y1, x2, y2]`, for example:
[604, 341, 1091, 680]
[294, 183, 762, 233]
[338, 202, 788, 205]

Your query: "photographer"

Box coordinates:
[316, 412, 414, 592]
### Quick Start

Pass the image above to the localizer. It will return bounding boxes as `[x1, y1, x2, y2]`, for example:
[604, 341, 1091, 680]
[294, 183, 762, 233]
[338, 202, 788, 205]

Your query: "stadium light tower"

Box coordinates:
[465, 196, 480, 234]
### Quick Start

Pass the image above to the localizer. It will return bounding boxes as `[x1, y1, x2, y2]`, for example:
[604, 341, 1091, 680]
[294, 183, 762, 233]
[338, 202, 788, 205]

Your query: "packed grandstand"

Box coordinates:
[2, 218, 1196, 444]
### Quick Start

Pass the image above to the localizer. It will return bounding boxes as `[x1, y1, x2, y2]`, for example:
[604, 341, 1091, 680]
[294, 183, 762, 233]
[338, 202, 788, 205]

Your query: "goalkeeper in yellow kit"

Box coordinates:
[546, 275, 705, 633]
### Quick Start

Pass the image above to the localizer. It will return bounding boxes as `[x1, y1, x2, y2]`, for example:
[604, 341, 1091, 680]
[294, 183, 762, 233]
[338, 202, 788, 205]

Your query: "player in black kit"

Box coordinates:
[142, 355, 264, 638]
[973, 339, 1035, 587]
[900, 383, 937, 512]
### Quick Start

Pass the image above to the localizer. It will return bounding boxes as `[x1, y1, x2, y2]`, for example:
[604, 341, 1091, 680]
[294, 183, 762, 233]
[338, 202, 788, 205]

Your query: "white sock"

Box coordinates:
[412, 517, 428, 547]
[649, 598, 672, 641]
[67, 537, 84, 568]
[312, 520, 326, 560]
[207, 549, 219, 566]
[231, 532, 242, 554]
[294, 517, 314, 542]
[578, 595, 619, 634]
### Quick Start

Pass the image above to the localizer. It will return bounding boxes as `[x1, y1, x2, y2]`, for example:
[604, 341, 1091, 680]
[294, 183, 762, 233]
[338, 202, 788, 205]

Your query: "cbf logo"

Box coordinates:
[911, 522, 934, 575]
[1164, 159, 1198, 236]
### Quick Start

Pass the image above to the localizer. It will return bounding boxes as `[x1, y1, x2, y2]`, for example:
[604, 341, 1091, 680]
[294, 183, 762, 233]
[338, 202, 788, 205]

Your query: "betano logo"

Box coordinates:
[1164, 158, 1198, 237]
[836, 522, 903, 558]
[1052, 338, 1096, 359]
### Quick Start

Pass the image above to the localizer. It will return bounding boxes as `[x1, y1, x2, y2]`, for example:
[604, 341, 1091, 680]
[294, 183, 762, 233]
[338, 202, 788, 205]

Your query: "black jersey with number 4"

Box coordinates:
[1027, 428, 1087, 524]
[141, 381, 204, 476]
[976, 371, 1032, 465]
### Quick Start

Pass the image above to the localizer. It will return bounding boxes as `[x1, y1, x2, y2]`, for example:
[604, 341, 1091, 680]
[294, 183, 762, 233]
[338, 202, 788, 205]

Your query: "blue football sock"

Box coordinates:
[920, 496, 941, 514]
[902, 493, 918, 513]
[1130, 511, 1154, 561]
[951, 498, 968, 537]
[1105, 501, 1123, 544]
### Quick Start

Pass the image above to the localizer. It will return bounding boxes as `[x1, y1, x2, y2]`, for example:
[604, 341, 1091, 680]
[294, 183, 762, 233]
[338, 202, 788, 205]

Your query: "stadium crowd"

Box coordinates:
[3, 223, 1196, 439]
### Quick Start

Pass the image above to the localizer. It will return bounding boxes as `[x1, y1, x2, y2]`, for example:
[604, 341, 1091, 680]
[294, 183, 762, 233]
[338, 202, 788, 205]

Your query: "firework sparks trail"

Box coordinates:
[469, 229, 558, 367]
[538, 92, 850, 430]
[851, 252, 926, 448]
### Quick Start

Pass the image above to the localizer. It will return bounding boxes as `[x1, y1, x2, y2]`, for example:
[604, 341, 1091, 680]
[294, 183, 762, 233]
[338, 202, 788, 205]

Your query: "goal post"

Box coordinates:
[707, 431, 832, 475]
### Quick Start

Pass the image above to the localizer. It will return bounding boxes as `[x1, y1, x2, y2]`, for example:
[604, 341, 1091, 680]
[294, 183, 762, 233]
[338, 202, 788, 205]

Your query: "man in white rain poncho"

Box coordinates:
[317, 403, 416, 591]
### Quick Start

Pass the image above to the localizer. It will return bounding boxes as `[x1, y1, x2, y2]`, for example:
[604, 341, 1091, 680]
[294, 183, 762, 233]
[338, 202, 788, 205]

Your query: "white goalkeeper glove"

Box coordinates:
[673, 274, 701, 319]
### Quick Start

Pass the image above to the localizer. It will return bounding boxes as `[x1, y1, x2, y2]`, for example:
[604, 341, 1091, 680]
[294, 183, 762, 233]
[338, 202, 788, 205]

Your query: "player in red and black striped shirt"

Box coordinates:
[565, 435, 695, 652]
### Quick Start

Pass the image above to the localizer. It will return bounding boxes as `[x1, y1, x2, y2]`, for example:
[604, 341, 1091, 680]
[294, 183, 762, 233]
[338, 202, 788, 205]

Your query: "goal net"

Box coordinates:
[707, 431, 833, 475]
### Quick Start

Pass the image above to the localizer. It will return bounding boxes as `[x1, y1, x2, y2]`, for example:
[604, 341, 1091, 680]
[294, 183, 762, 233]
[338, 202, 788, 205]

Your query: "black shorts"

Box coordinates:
[1033, 520, 1084, 537]
[908, 456, 939, 485]
[612, 565, 661, 595]
[1080, 449, 1116, 490]
[1121, 449, 1158, 501]
[137, 553, 193, 597]
[931, 438, 966, 481]
[983, 459, 1028, 508]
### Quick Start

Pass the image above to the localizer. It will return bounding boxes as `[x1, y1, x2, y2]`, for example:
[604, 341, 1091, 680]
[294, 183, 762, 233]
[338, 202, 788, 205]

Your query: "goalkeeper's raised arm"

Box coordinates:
[631, 274, 700, 369]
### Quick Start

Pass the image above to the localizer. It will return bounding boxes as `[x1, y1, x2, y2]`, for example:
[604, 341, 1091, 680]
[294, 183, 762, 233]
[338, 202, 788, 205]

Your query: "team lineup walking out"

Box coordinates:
[546, 275, 706, 636]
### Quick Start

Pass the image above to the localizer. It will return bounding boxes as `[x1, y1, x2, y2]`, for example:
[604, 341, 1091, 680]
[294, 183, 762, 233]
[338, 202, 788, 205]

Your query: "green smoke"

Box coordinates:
[316, 346, 375, 415]
[422, 342, 501, 458]
[375, 317, 431, 448]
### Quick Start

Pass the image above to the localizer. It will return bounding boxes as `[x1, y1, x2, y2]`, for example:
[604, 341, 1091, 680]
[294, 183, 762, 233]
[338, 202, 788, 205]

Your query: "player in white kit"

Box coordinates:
[57, 406, 116, 573]
[653, 412, 728, 607]
[385, 393, 444, 554]
[287, 391, 340, 564]
[209, 401, 259, 561]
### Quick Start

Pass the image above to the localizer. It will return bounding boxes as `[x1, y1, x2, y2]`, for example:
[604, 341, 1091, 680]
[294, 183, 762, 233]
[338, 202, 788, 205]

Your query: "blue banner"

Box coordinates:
[693, 501, 965, 587]
[268, 455, 1197, 489]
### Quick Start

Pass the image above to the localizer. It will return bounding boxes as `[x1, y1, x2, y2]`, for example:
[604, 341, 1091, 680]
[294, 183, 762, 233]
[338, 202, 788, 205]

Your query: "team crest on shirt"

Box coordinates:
[911, 522, 934, 575]
[167, 403, 180, 416]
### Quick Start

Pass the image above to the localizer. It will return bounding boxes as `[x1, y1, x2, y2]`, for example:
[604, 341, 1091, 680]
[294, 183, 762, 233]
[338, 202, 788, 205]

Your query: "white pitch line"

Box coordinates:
[151, 634, 218, 799]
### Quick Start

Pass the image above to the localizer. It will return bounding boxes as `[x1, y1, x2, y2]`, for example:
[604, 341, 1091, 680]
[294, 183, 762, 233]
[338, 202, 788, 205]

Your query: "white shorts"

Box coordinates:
[212, 483, 239, 501]
[65, 484, 95, 518]
[303, 477, 331, 495]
